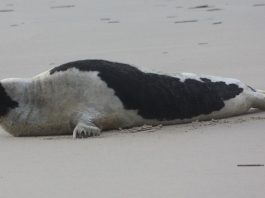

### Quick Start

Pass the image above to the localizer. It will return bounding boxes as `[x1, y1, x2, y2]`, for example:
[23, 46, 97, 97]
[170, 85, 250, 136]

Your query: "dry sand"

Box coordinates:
[0, 0, 265, 197]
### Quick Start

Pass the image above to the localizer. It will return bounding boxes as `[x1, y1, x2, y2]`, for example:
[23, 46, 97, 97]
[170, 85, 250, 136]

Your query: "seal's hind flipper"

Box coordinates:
[251, 89, 265, 110]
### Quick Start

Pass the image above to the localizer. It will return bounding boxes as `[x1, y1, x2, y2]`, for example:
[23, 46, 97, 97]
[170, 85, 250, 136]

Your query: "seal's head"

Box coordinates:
[0, 82, 19, 118]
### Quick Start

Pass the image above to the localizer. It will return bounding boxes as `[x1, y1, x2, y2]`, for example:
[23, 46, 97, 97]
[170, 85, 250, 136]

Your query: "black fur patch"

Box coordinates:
[0, 83, 19, 117]
[50, 60, 243, 120]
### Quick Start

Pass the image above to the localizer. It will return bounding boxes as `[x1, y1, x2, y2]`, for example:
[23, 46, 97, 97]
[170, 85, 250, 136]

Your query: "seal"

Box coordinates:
[1, 59, 265, 138]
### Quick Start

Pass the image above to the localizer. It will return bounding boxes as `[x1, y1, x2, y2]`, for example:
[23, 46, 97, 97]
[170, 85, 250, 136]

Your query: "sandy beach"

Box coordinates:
[0, 0, 265, 197]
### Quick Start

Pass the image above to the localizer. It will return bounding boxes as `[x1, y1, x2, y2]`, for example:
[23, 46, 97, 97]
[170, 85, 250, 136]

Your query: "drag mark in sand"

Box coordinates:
[50, 5, 75, 9]
[237, 164, 264, 167]
[207, 8, 223, 12]
[0, 9, 14, 13]
[167, 15, 177, 19]
[42, 136, 72, 140]
[6, 3, 14, 7]
[10, 22, 25, 27]
[154, 4, 167, 8]
[213, 21, 222, 25]
[198, 43, 208, 45]
[108, 21, 120, 24]
[10, 24, 19, 27]
[176, 113, 265, 133]
[100, 18, 111, 21]
[119, 114, 265, 135]
[120, 125, 163, 133]
[253, 4, 265, 7]
[175, 20, 198, 24]
[190, 5, 212, 9]
[100, 18, 120, 24]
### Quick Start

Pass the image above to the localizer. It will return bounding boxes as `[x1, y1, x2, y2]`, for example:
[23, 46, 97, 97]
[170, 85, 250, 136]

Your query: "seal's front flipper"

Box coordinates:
[71, 110, 102, 139]
[73, 122, 101, 138]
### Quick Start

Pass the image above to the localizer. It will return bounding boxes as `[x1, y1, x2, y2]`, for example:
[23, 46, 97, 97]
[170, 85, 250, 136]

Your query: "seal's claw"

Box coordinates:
[73, 123, 101, 139]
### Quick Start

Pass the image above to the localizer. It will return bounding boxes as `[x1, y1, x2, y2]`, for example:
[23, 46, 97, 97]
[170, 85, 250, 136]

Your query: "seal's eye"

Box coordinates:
[0, 83, 19, 117]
